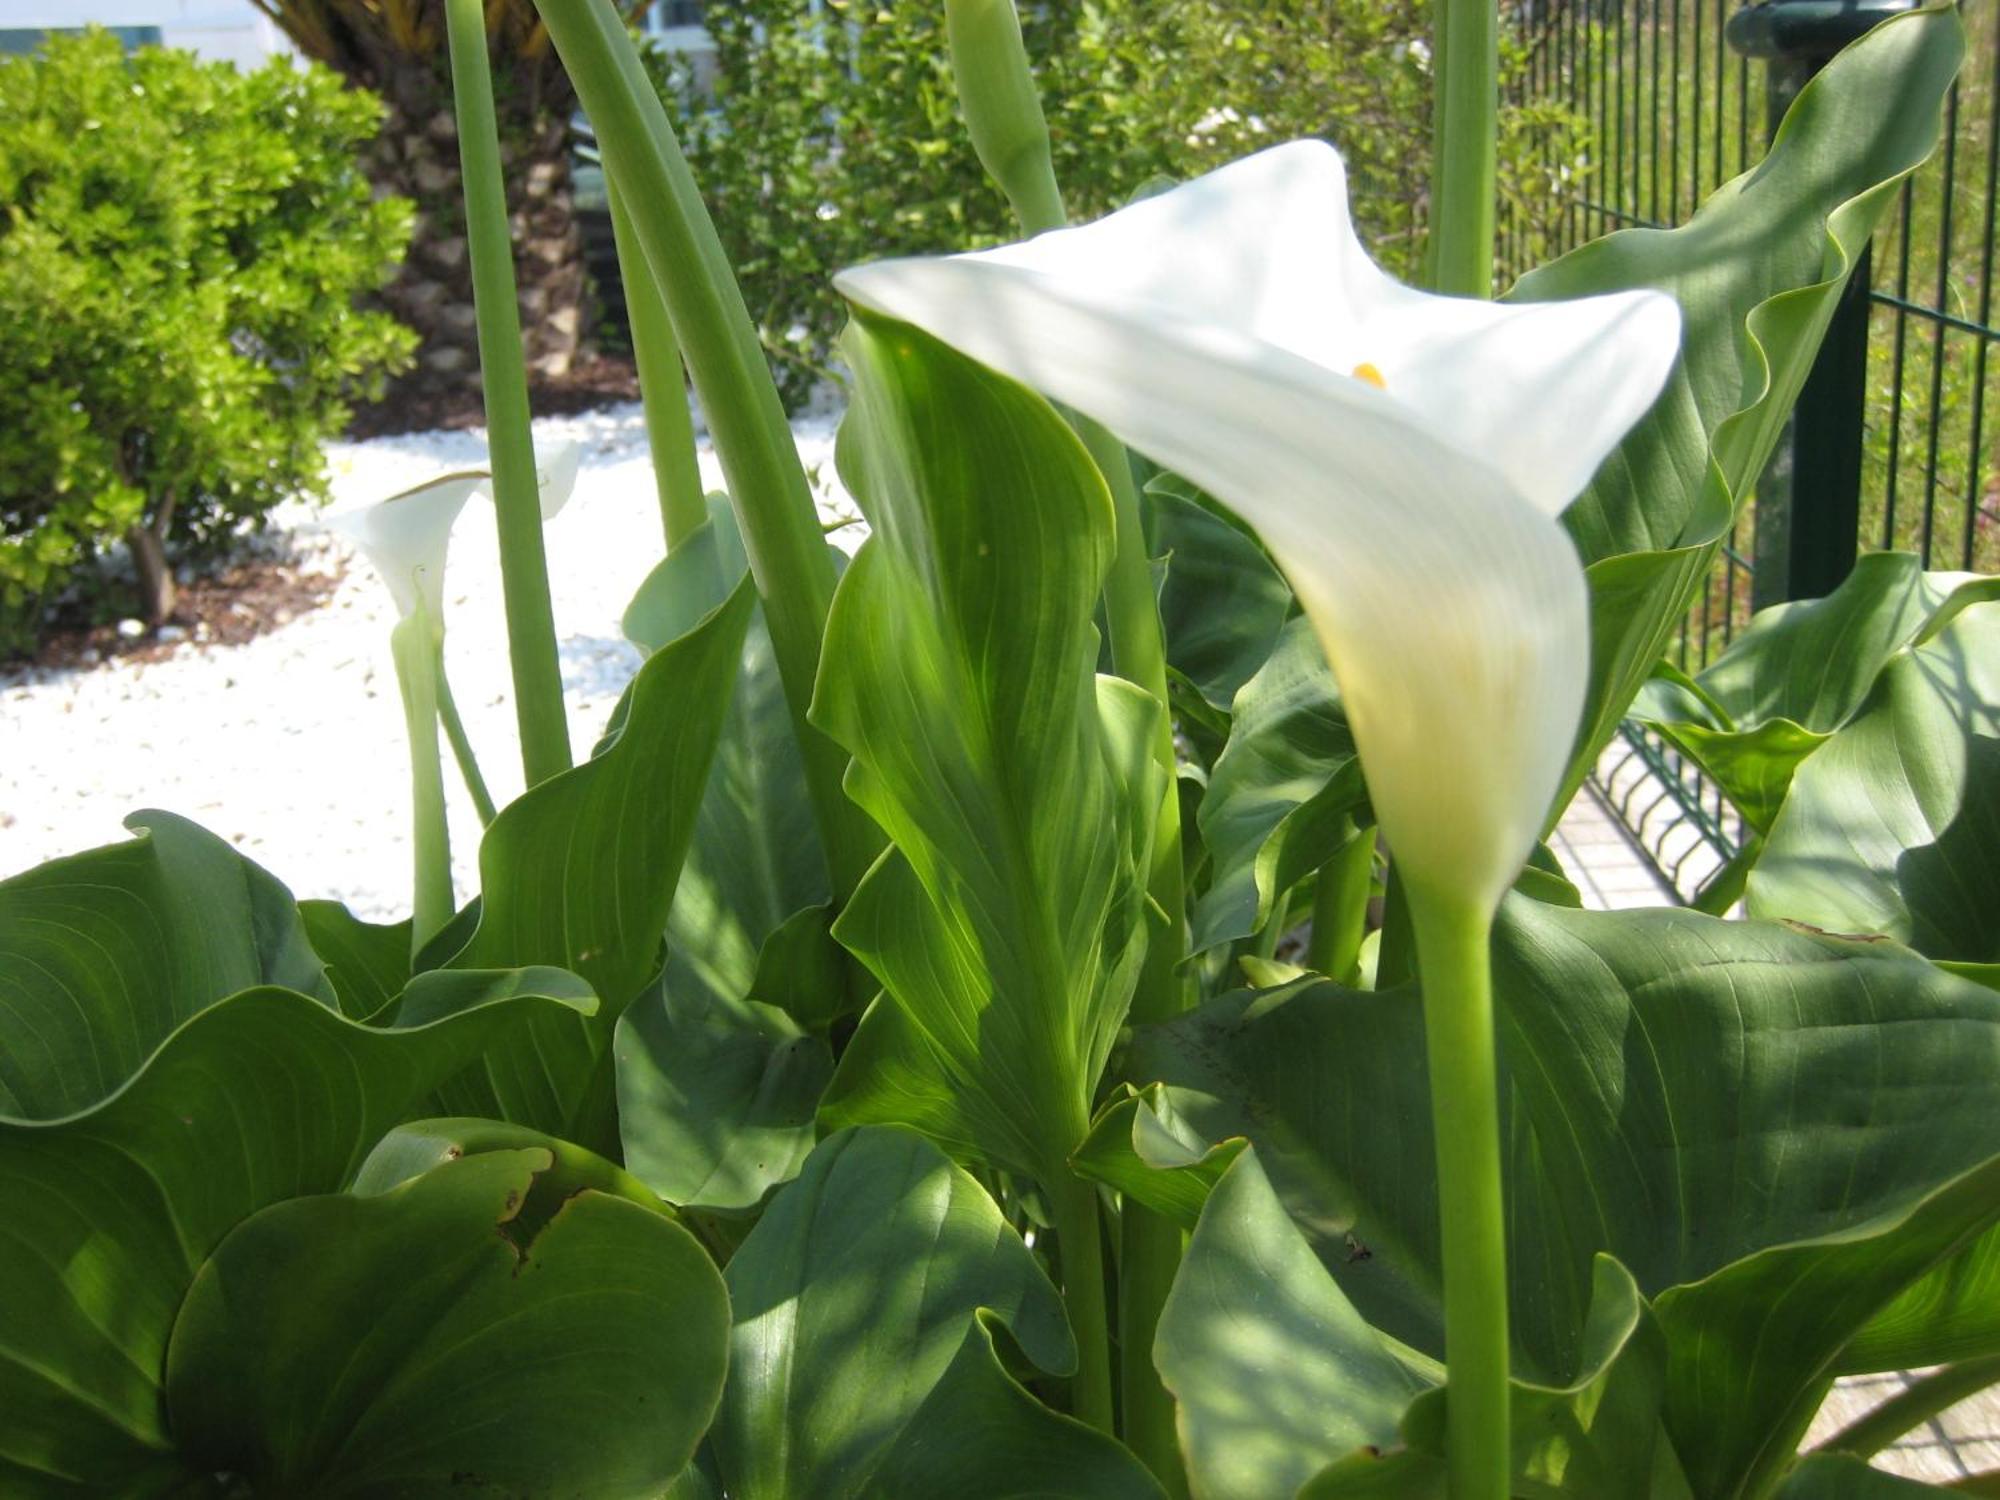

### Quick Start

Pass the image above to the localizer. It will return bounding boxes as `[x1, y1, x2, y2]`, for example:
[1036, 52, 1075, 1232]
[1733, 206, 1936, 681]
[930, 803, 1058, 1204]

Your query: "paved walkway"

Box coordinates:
[1553, 775, 1998, 1484]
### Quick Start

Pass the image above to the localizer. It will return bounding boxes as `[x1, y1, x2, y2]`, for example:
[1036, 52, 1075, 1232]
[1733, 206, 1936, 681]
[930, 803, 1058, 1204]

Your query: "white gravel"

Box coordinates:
[0, 400, 857, 921]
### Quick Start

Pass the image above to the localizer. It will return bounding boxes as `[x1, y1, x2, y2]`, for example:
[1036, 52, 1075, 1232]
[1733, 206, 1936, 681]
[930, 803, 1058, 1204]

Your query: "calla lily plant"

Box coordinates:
[326, 441, 580, 951]
[839, 139, 1681, 1491]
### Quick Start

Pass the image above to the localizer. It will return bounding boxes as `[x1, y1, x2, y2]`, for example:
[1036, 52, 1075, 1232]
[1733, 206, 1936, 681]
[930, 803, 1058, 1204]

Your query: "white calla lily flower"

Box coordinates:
[836, 140, 1681, 913]
[326, 470, 487, 621]
[326, 440, 582, 620]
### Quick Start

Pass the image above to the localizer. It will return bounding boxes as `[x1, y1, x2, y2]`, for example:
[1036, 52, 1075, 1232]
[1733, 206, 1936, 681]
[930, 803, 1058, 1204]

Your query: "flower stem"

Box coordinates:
[1427, 0, 1499, 298]
[444, 0, 571, 789]
[606, 166, 706, 550]
[945, 0, 1067, 235]
[390, 612, 453, 959]
[1307, 820, 1375, 983]
[1049, 1168, 1116, 1436]
[1409, 886, 1511, 1499]
[435, 665, 497, 828]
[532, 0, 878, 898]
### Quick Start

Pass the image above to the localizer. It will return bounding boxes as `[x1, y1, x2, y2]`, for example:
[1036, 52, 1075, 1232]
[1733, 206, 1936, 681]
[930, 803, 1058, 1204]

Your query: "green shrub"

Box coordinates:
[660, 0, 1582, 409]
[0, 28, 416, 643]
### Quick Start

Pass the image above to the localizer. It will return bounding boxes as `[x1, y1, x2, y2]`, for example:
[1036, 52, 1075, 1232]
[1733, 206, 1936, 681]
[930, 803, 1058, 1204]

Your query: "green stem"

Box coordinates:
[1377, 862, 1417, 989]
[1307, 821, 1375, 983]
[941, 9, 1188, 1484]
[436, 665, 497, 828]
[531, 0, 877, 897]
[606, 165, 706, 550]
[1427, 0, 1499, 297]
[1255, 890, 1293, 962]
[1822, 1356, 2000, 1460]
[390, 611, 454, 959]
[1408, 887, 1511, 1500]
[1050, 1169, 1116, 1436]
[444, 0, 571, 788]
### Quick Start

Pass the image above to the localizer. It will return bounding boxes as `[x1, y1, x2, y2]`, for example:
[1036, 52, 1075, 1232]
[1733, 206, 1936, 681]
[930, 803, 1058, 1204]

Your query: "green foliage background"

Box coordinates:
[656, 0, 1582, 408]
[0, 30, 416, 644]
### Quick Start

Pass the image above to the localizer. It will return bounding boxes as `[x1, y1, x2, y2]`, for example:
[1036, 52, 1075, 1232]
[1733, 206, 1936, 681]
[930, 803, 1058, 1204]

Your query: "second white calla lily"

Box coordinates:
[836, 141, 1681, 915]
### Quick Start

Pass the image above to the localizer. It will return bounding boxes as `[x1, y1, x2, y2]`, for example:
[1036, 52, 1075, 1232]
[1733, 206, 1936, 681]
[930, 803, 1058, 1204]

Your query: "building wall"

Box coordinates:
[0, 0, 292, 67]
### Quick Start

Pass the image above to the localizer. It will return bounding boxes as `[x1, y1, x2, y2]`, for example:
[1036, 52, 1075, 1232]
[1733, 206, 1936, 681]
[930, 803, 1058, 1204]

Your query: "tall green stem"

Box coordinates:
[436, 667, 497, 828]
[606, 167, 706, 550]
[1822, 1356, 2000, 1460]
[1307, 821, 1375, 982]
[1427, 0, 1499, 297]
[942, 5, 1188, 1486]
[444, 0, 571, 788]
[1049, 1169, 1116, 1436]
[390, 611, 454, 959]
[1409, 886, 1511, 1500]
[530, 0, 877, 897]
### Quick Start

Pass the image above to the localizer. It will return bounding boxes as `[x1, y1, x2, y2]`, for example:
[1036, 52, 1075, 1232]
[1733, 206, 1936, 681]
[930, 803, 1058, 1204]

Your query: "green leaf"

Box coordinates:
[617, 501, 841, 1210]
[433, 577, 755, 1146]
[298, 899, 412, 1020]
[0, 811, 334, 1118]
[1191, 616, 1366, 954]
[1775, 1455, 1964, 1498]
[1633, 555, 2000, 831]
[0, 980, 593, 1497]
[166, 1148, 728, 1496]
[1507, 4, 1965, 806]
[1145, 483, 1292, 711]
[1156, 1149, 1428, 1500]
[1132, 900, 2000, 1498]
[1071, 1083, 1246, 1231]
[1748, 603, 2000, 960]
[811, 311, 1161, 1181]
[711, 1126, 1160, 1499]
[1842, 1224, 2000, 1372]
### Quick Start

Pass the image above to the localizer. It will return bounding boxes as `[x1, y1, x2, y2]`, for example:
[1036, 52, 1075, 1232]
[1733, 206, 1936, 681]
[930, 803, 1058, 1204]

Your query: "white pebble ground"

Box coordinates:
[0, 401, 857, 921]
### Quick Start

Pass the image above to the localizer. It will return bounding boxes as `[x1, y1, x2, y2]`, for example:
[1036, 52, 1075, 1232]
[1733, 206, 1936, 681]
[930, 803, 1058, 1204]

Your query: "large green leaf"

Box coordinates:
[1190, 616, 1365, 953]
[0, 811, 334, 1117]
[1144, 481, 1293, 713]
[433, 576, 754, 1145]
[1775, 1456, 1963, 1498]
[297, 899, 412, 1020]
[1155, 1149, 1427, 1500]
[166, 1145, 728, 1496]
[1842, 1222, 2000, 1372]
[0, 978, 593, 1497]
[1633, 554, 2000, 831]
[811, 310, 1162, 1182]
[1132, 899, 2000, 1497]
[1507, 4, 1964, 807]
[1748, 602, 2000, 961]
[710, 1126, 1162, 1500]
[617, 501, 838, 1211]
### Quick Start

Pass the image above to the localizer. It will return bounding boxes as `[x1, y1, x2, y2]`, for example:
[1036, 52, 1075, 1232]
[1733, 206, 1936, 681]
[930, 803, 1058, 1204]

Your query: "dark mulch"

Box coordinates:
[14, 550, 347, 674]
[345, 349, 643, 440]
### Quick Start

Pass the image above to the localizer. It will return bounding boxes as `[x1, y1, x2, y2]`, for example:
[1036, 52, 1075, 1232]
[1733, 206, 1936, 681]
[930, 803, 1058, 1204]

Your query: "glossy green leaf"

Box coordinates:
[1191, 616, 1366, 954]
[166, 1147, 728, 1496]
[298, 899, 412, 1020]
[811, 310, 1162, 1181]
[0, 811, 334, 1118]
[1155, 1149, 1428, 1500]
[0, 979, 593, 1497]
[1634, 554, 2000, 831]
[1145, 483, 1292, 712]
[1842, 1223, 2000, 1372]
[432, 576, 754, 1145]
[1749, 603, 2000, 960]
[1507, 4, 1964, 806]
[711, 1126, 1160, 1499]
[1132, 899, 2000, 1496]
[617, 500, 838, 1210]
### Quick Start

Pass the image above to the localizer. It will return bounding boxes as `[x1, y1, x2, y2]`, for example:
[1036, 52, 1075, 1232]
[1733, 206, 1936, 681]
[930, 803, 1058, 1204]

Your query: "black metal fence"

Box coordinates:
[1504, 0, 1999, 902]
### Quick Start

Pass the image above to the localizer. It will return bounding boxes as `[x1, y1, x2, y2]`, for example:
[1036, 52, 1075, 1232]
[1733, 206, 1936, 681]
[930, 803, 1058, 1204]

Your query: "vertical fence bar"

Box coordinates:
[1919, 82, 1962, 564]
[1963, 29, 2000, 570]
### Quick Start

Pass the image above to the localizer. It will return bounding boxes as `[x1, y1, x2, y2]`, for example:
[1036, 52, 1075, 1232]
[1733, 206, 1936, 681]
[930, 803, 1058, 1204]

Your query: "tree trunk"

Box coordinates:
[129, 516, 175, 625]
[368, 71, 592, 407]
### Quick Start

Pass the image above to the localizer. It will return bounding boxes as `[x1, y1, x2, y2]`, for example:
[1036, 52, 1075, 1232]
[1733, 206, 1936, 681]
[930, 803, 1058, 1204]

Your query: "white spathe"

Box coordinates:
[836, 140, 1681, 915]
[326, 440, 581, 621]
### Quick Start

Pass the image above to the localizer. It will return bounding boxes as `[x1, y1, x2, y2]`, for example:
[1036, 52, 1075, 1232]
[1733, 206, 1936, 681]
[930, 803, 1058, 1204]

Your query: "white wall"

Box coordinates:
[0, 0, 293, 68]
